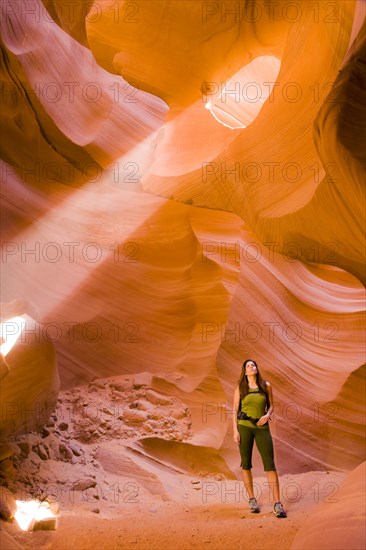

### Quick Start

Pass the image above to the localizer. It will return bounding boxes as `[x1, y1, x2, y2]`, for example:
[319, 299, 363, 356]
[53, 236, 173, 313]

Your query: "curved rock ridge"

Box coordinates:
[129, 437, 236, 480]
[86, 0, 290, 105]
[98, 441, 170, 499]
[291, 461, 366, 550]
[0, 0, 167, 193]
[0, 313, 59, 441]
[39, 0, 91, 46]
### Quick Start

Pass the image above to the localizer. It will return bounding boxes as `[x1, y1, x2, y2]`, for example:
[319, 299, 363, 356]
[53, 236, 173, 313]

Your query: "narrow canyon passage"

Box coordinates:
[0, 1, 365, 549]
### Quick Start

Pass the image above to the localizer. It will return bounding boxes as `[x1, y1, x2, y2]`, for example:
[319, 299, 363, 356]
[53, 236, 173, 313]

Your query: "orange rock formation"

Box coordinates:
[0, 1, 365, 548]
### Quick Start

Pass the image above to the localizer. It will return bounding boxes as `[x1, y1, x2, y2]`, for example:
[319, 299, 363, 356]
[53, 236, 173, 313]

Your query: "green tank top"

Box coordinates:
[238, 387, 269, 429]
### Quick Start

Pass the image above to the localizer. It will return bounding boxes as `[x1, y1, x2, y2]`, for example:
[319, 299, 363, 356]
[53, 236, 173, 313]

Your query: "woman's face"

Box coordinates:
[245, 361, 257, 376]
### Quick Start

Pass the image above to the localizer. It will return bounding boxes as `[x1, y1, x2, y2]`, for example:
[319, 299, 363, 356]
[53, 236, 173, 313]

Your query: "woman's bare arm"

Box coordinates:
[233, 386, 240, 442]
[266, 381, 274, 418]
[256, 381, 274, 426]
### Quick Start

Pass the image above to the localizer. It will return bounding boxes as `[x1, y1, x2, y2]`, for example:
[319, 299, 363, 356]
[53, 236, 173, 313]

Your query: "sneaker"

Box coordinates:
[248, 497, 260, 513]
[273, 501, 287, 518]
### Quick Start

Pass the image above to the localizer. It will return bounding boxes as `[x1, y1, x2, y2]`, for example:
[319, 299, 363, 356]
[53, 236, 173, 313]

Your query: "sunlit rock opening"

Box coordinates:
[205, 56, 281, 129]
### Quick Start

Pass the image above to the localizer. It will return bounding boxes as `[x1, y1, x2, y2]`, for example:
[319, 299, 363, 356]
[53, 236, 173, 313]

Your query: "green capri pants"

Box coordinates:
[238, 424, 276, 471]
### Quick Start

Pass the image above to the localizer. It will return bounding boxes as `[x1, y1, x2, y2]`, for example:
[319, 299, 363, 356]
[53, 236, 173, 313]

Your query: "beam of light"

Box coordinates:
[1, 129, 164, 323]
[14, 500, 56, 531]
[0, 0, 168, 323]
[0, 316, 25, 356]
[206, 56, 281, 129]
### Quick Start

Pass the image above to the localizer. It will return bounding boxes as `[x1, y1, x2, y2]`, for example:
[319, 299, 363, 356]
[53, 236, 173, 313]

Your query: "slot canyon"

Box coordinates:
[0, 1, 365, 549]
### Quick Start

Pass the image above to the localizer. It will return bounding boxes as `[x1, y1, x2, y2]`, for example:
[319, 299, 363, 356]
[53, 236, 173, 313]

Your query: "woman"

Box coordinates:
[233, 359, 287, 517]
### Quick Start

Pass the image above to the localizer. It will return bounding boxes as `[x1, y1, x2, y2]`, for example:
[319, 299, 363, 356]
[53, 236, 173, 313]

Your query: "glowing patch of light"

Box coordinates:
[0, 316, 25, 356]
[14, 500, 56, 531]
[1, 128, 162, 323]
[205, 103, 245, 130]
[207, 56, 281, 129]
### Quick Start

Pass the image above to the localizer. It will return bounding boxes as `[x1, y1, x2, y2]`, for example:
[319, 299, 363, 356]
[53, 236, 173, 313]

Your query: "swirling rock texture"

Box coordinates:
[0, 313, 59, 441]
[0, 0, 365, 548]
[291, 461, 366, 550]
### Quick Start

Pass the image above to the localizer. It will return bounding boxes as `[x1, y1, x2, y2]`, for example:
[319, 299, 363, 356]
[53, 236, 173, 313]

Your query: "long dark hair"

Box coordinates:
[238, 359, 269, 409]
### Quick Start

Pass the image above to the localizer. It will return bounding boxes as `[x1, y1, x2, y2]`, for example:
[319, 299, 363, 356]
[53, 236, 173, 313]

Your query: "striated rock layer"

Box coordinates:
[291, 461, 366, 550]
[0, 312, 59, 441]
[0, 0, 365, 528]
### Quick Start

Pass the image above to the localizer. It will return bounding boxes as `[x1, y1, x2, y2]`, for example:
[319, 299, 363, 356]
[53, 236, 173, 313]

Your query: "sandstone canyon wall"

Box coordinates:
[0, 1, 365, 539]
